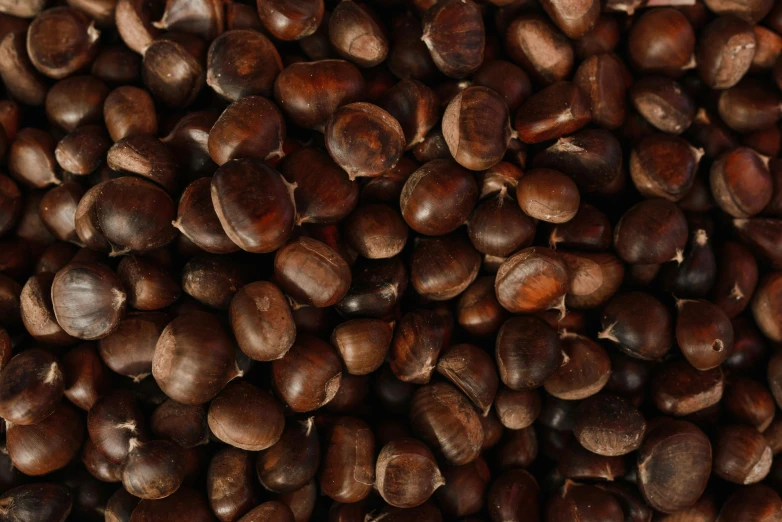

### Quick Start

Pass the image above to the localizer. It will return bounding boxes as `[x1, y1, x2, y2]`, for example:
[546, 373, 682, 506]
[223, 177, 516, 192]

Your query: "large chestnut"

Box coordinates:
[208, 96, 286, 165]
[274, 237, 351, 308]
[207, 447, 258, 522]
[421, 0, 485, 79]
[122, 439, 186, 500]
[87, 389, 147, 464]
[495, 247, 569, 315]
[271, 334, 342, 412]
[319, 416, 375, 503]
[375, 437, 445, 509]
[256, 417, 320, 494]
[207, 380, 285, 451]
[230, 281, 296, 362]
[496, 315, 563, 390]
[0, 348, 63, 425]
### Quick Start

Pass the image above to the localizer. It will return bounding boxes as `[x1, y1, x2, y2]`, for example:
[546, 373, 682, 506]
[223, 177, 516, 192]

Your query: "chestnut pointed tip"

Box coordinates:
[597, 321, 620, 343]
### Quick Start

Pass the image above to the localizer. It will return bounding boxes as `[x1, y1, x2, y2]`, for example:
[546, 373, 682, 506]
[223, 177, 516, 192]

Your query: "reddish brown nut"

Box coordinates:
[637, 420, 712, 513]
[514, 82, 591, 144]
[493, 388, 540, 430]
[651, 360, 724, 416]
[697, 16, 756, 89]
[573, 394, 645, 456]
[627, 8, 696, 77]
[574, 53, 627, 130]
[629, 134, 701, 201]
[410, 234, 481, 301]
[540, 0, 599, 39]
[45, 75, 110, 132]
[547, 481, 624, 522]
[26, 7, 99, 80]
[274, 237, 351, 308]
[375, 437, 445, 509]
[207, 29, 282, 101]
[210, 159, 296, 254]
[544, 332, 611, 400]
[257, 0, 324, 41]
[103, 86, 158, 142]
[505, 15, 573, 85]
[421, 0, 485, 79]
[613, 198, 689, 264]
[325, 102, 405, 180]
[676, 298, 734, 370]
[328, 1, 387, 68]
[496, 315, 563, 390]
[208, 380, 285, 451]
[710, 147, 773, 218]
[516, 168, 580, 224]
[713, 424, 772, 484]
[0, 32, 48, 107]
[229, 281, 295, 362]
[718, 79, 781, 133]
[436, 343, 498, 415]
[753, 272, 782, 342]
[271, 334, 342, 412]
[495, 247, 569, 315]
[208, 96, 286, 165]
[319, 417, 375, 503]
[117, 255, 180, 311]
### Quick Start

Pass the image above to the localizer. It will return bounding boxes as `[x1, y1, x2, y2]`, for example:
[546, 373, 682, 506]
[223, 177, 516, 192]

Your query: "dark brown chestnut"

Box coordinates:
[0, 348, 63, 425]
[91, 45, 141, 84]
[26, 7, 99, 80]
[713, 424, 772, 484]
[0, 32, 48, 107]
[7, 401, 84, 476]
[257, 0, 323, 41]
[456, 276, 507, 337]
[331, 318, 392, 375]
[121, 439, 185, 500]
[487, 469, 540, 522]
[573, 393, 646, 456]
[273, 59, 366, 132]
[237, 501, 295, 522]
[753, 272, 782, 342]
[495, 247, 569, 315]
[207, 380, 284, 451]
[505, 14, 573, 86]
[734, 217, 782, 268]
[400, 159, 478, 236]
[472, 60, 531, 113]
[637, 420, 711, 513]
[149, 399, 207, 449]
[62, 342, 108, 411]
[256, 417, 320, 494]
[696, 16, 756, 90]
[0, 483, 73, 522]
[8, 128, 59, 189]
[343, 203, 407, 259]
[181, 254, 245, 310]
[319, 416, 375, 503]
[141, 34, 205, 109]
[718, 79, 781, 133]
[328, 1, 387, 68]
[271, 334, 342, 412]
[336, 256, 407, 319]
[410, 381, 483, 465]
[710, 147, 772, 218]
[723, 378, 775, 431]
[557, 436, 627, 481]
[207, 447, 257, 522]
[127, 486, 215, 522]
[173, 177, 239, 254]
[651, 360, 723, 416]
[375, 437, 444, 508]
[45, 75, 109, 132]
[613, 198, 689, 264]
[716, 485, 782, 522]
[229, 281, 295, 362]
[496, 315, 563, 390]
[544, 332, 611, 400]
[38, 182, 84, 244]
[325, 102, 404, 180]
[55, 125, 111, 176]
[493, 387, 540, 430]
[514, 82, 591, 144]
[206, 29, 281, 102]
[628, 8, 695, 77]
[117, 255, 181, 311]
[75, 177, 177, 255]
[106, 135, 178, 194]
[436, 343, 498, 415]
[20, 272, 77, 346]
[516, 168, 580, 224]
[574, 53, 627, 130]
[410, 234, 481, 301]
[675, 298, 734, 370]
[703, 0, 773, 23]
[599, 291, 672, 360]
[274, 237, 351, 307]
[389, 308, 446, 384]
[547, 481, 624, 522]
[103, 86, 158, 142]
[436, 457, 491, 518]
[152, 311, 240, 405]
[208, 96, 285, 165]
[152, 0, 224, 41]
[421, 0, 485, 79]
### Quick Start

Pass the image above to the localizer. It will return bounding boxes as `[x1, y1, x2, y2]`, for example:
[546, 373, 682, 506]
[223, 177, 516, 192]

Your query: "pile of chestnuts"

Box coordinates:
[2, 0, 782, 520]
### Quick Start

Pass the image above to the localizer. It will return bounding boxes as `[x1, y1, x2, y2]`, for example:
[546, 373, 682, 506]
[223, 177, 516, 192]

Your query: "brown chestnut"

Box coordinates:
[331, 318, 392, 375]
[274, 237, 351, 308]
[208, 380, 284, 451]
[544, 332, 611, 400]
[514, 82, 591, 144]
[495, 247, 569, 315]
[0, 348, 63, 425]
[436, 343, 498, 415]
[319, 416, 375, 503]
[505, 14, 573, 86]
[496, 315, 563, 390]
[256, 417, 320, 494]
[651, 360, 724, 416]
[61, 342, 108, 411]
[710, 147, 772, 218]
[675, 298, 734, 370]
[26, 7, 99, 80]
[229, 281, 295, 362]
[206, 29, 281, 102]
[375, 437, 444, 508]
[122, 439, 186, 500]
[713, 424, 772, 484]
[573, 393, 646, 456]
[207, 447, 257, 522]
[613, 198, 689, 264]
[208, 96, 286, 165]
[328, 1, 387, 68]
[627, 8, 695, 77]
[39, 182, 85, 244]
[271, 334, 342, 412]
[117, 255, 181, 311]
[103, 86, 158, 142]
[421, 0, 485, 79]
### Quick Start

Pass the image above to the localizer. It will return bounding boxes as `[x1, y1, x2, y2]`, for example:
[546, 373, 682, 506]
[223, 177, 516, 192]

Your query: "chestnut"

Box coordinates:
[436, 457, 491, 518]
[106, 135, 178, 195]
[237, 501, 295, 522]
[273, 59, 366, 131]
[496, 425, 538, 471]
[173, 177, 239, 254]
[629, 77, 695, 135]
[0, 174, 21, 237]
[7, 401, 84, 476]
[718, 79, 781, 133]
[257, 0, 323, 41]
[599, 291, 672, 360]
[514, 82, 591, 144]
[547, 481, 624, 522]
[723, 378, 775, 431]
[442, 86, 514, 171]
[182, 254, 245, 310]
[50, 261, 126, 341]
[152, 0, 224, 41]
[713, 424, 772, 484]
[152, 311, 240, 405]
[26, 7, 99, 80]
[516, 168, 580, 224]
[0, 348, 63, 425]
[716, 485, 782, 522]
[627, 8, 695, 77]
[39, 182, 85, 244]
[375, 437, 444, 508]
[558, 436, 627, 481]
[0, 32, 48, 107]
[62, 343, 108, 411]
[651, 360, 724, 416]
[319, 416, 375, 503]
[734, 217, 782, 268]
[629, 134, 701, 202]
[328, 1, 387, 68]
[125, 486, 215, 522]
[710, 147, 772, 218]
[55, 125, 111, 176]
[505, 14, 573, 86]
[436, 343, 498, 415]
[117, 255, 181, 311]
[122, 439, 185, 500]
[208, 96, 285, 165]
[256, 417, 320, 494]
[613, 198, 689, 264]
[8, 128, 60, 189]
[697, 16, 756, 90]
[149, 399, 207, 449]
[207, 447, 257, 522]
[75, 177, 177, 255]
[91, 45, 141, 84]
[573, 393, 646, 456]
[0, 483, 73, 522]
[336, 256, 407, 319]
[410, 381, 483, 465]
[753, 272, 782, 342]
[421, 0, 485, 79]
[325, 102, 404, 180]
[389, 308, 446, 384]
[637, 420, 711, 513]
[456, 276, 507, 337]
[493, 388, 540, 430]
[45, 75, 109, 132]
[20, 272, 77, 346]
[400, 159, 479, 236]
[410, 234, 480, 301]
[473, 60, 531, 113]
[343, 203, 407, 259]
[141, 34, 205, 109]
[274, 237, 351, 308]
[206, 29, 281, 102]
[675, 298, 734, 370]
[495, 247, 569, 315]
[487, 469, 540, 522]
[208, 380, 284, 451]
[574, 53, 627, 130]
[103, 86, 158, 142]
[271, 334, 342, 412]
[229, 281, 295, 362]
[496, 315, 563, 390]
[548, 203, 612, 251]
[703, 0, 773, 23]
[331, 318, 392, 375]
[544, 332, 611, 400]
[87, 389, 146, 464]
